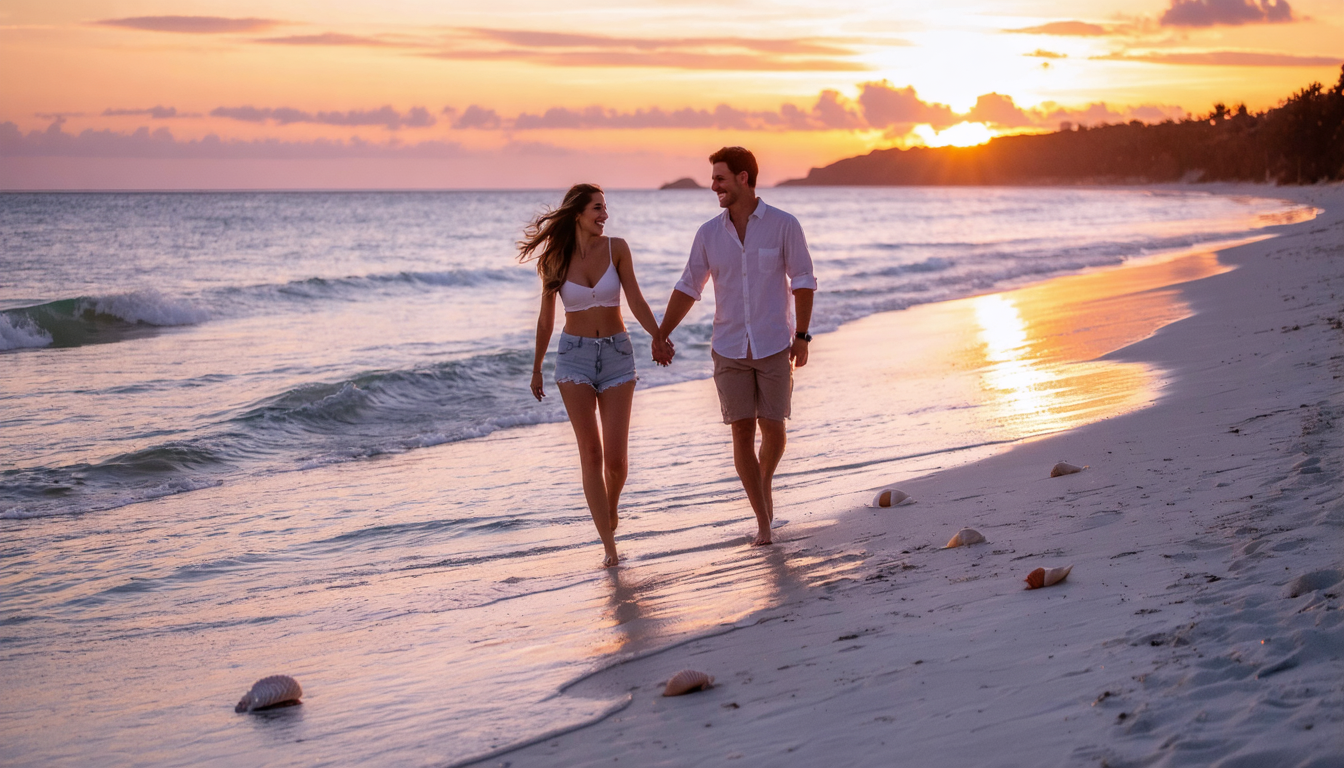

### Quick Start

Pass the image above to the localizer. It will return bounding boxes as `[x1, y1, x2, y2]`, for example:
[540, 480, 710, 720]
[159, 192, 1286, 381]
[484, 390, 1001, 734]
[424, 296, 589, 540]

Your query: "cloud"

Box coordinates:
[425, 28, 870, 72]
[506, 90, 863, 132]
[102, 106, 197, 119]
[254, 33, 414, 47]
[0, 120, 461, 159]
[1036, 101, 1187, 127]
[1004, 21, 1111, 36]
[427, 48, 868, 71]
[1024, 49, 1068, 59]
[808, 90, 867, 130]
[209, 105, 436, 129]
[1097, 51, 1337, 66]
[452, 86, 1186, 135]
[453, 105, 502, 130]
[964, 93, 1037, 128]
[951, 93, 1186, 130]
[460, 29, 857, 56]
[1160, 0, 1294, 27]
[35, 112, 85, 120]
[857, 81, 959, 131]
[94, 16, 280, 34]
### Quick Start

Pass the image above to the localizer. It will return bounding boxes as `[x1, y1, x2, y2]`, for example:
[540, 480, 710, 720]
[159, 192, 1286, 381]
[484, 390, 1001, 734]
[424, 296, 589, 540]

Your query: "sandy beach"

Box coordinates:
[3, 186, 1337, 768]
[473, 183, 1344, 768]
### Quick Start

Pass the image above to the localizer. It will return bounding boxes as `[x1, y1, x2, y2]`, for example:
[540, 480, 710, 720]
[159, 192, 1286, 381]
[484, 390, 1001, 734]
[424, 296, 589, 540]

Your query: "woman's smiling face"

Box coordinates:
[577, 193, 608, 236]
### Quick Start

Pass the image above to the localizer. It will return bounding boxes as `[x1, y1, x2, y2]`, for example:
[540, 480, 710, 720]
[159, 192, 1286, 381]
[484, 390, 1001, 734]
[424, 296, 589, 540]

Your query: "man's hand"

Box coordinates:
[652, 335, 676, 366]
[789, 337, 809, 367]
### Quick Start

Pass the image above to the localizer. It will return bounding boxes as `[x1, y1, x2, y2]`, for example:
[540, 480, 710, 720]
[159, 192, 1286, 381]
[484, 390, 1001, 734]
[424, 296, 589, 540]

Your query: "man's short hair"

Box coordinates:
[709, 146, 758, 188]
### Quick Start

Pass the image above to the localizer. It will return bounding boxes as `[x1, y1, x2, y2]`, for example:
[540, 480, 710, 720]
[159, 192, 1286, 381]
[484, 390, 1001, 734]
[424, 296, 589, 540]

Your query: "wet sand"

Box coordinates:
[478, 183, 1344, 767]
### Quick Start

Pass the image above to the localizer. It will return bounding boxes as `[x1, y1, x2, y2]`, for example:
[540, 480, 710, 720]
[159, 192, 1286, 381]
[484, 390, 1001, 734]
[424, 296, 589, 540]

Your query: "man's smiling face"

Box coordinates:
[710, 161, 748, 209]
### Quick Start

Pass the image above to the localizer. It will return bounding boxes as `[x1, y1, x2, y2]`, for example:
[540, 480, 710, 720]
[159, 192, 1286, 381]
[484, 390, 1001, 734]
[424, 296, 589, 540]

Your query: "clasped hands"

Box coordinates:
[651, 334, 675, 366]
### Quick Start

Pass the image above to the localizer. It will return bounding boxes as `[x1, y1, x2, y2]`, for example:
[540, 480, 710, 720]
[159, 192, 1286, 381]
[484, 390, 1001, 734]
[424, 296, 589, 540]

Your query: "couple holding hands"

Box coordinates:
[523, 147, 817, 567]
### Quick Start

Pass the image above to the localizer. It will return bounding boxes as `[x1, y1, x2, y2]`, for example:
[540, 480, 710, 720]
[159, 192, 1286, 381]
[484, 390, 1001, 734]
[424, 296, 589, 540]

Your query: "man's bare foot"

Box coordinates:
[751, 530, 773, 547]
[602, 552, 620, 568]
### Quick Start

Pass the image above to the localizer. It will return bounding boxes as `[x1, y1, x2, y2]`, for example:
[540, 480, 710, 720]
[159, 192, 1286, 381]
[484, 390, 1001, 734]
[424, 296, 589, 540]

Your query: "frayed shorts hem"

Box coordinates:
[555, 373, 638, 393]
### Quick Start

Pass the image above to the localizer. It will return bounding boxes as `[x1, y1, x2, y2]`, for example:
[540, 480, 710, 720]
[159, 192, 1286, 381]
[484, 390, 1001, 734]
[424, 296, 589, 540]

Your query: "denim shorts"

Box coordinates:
[555, 331, 637, 392]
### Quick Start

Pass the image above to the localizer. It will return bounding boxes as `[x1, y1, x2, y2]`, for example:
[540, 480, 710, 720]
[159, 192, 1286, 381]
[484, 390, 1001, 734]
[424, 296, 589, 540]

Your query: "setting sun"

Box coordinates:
[913, 121, 998, 147]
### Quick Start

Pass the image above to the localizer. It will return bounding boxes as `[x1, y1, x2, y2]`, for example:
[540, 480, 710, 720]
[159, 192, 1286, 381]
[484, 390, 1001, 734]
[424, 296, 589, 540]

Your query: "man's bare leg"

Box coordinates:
[730, 418, 773, 546]
[757, 418, 786, 525]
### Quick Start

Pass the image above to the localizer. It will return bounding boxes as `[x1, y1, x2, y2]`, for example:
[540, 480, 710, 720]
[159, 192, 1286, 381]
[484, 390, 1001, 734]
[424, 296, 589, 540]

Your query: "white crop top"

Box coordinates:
[559, 239, 621, 312]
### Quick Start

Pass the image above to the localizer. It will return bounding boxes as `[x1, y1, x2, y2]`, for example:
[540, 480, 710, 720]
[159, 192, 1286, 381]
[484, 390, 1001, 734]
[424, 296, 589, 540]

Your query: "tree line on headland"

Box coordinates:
[779, 65, 1344, 187]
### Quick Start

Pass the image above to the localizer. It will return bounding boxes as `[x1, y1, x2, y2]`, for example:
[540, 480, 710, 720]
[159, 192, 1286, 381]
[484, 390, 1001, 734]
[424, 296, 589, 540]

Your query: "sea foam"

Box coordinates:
[0, 313, 53, 351]
[83, 290, 210, 326]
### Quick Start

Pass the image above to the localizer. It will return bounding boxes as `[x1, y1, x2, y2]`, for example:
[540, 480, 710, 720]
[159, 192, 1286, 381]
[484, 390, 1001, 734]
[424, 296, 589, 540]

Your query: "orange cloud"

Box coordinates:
[94, 16, 281, 34]
[425, 48, 868, 71]
[254, 33, 414, 48]
[423, 29, 871, 72]
[459, 29, 858, 56]
[1097, 51, 1338, 66]
[1004, 21, 1112, 36]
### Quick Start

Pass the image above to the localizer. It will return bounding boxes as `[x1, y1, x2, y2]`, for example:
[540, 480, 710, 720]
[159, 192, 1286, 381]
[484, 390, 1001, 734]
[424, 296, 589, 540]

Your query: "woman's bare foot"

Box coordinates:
[602, 551, 620, 568]
[751, 528, 773, 547]
[610, 510, 619, 532]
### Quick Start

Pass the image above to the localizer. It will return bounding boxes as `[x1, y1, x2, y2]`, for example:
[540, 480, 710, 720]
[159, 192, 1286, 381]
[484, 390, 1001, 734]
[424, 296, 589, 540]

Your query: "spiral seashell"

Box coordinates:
[1050, 462, 1085, 477]
[944, 528, 986, 548]
[1024, 565, 1073, 590]
[663, 669, 714, 697]
[872, 488, 914, 508]
[235, 675, 303, 713]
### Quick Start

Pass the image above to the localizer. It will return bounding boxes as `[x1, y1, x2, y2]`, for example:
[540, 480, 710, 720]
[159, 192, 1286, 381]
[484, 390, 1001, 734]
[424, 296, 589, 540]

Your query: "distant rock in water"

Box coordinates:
[660, 177, 704, 190]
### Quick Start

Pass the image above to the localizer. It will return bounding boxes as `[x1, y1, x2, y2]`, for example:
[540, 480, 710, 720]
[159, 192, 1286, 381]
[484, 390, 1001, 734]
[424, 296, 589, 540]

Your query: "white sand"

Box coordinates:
[475, 184, 1344, 768]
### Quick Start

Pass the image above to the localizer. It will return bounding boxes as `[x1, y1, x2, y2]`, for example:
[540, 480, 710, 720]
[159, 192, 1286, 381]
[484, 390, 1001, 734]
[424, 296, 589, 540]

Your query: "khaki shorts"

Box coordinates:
[712, 348, 792, 424]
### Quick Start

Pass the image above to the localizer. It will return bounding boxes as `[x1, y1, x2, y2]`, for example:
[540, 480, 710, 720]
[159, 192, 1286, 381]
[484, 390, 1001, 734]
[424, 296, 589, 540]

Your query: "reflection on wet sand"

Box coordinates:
[964, 247, 1235, 436]
[783, 244, 1240, 512]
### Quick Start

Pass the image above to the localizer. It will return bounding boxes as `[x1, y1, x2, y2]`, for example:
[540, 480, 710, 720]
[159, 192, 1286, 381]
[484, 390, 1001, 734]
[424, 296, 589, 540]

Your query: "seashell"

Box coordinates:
[1050, 462, 1086, 477]
[944, 528, 986, 548]
[872, 488, 914, 508]
[1024, 565, 1073, 590]
[663, 669, 714, 697]
[235, 675, 303, 713]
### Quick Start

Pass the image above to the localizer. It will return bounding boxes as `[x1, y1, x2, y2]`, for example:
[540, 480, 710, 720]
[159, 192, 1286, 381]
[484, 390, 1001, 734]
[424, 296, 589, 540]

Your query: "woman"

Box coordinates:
[520, 184, 670, 568]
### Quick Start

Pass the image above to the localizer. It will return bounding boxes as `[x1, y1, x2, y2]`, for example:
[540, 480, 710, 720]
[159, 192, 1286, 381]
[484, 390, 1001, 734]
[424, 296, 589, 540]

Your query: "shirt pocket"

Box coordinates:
[757, 246, 781, 272]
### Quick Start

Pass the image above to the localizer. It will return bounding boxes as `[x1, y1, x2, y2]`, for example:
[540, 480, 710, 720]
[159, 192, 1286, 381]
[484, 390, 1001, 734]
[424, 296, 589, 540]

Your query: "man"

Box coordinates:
[657, 146, 816, 547]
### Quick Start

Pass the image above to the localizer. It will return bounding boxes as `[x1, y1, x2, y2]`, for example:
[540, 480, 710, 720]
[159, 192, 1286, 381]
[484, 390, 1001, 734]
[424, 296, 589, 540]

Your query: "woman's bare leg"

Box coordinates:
[596, 380, 634, 533]
[558, 381, 618, 566]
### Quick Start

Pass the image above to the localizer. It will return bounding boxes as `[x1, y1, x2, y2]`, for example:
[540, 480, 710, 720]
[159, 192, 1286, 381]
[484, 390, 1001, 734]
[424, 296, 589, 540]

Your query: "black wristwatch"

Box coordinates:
[795, 331, 812, 342]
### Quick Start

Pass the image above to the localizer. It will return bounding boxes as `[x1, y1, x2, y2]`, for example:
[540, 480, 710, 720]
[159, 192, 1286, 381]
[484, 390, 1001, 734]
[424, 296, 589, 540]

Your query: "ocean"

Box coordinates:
[0, 187, 1310, 766]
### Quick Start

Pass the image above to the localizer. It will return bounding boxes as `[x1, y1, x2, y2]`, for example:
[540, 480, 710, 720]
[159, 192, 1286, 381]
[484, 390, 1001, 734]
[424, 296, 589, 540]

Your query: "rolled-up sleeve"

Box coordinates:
[783, 215, 817, 291]
[673, 227, 712, 300]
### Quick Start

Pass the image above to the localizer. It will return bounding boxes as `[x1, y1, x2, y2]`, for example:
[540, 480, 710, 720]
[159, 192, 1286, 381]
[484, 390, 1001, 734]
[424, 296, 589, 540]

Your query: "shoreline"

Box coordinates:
[482, 182, 1344, 767]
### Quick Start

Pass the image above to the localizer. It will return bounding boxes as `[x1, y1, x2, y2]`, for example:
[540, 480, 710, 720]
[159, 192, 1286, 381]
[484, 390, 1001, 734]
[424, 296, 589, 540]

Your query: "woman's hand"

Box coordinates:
[531, 371, 545, 401]
[651, 335, 675, 366]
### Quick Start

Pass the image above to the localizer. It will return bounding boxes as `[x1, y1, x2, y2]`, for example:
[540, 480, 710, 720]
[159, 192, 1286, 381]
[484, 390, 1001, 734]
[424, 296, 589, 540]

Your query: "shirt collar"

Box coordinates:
[718, 198, 767, 229]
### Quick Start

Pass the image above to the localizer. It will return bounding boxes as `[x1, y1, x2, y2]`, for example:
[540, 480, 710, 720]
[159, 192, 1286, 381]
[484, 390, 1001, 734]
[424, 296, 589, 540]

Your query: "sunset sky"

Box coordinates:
[2, 0, 1341, 189]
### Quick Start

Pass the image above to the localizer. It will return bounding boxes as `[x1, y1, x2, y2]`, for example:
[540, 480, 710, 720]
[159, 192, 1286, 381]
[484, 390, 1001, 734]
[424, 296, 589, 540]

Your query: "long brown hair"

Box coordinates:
[517, 183, 603, 296]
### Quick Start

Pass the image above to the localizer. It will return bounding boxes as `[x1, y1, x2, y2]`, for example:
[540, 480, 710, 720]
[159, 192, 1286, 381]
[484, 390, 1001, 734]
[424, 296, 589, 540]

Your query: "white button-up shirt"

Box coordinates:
[674, 199, 817, 360]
